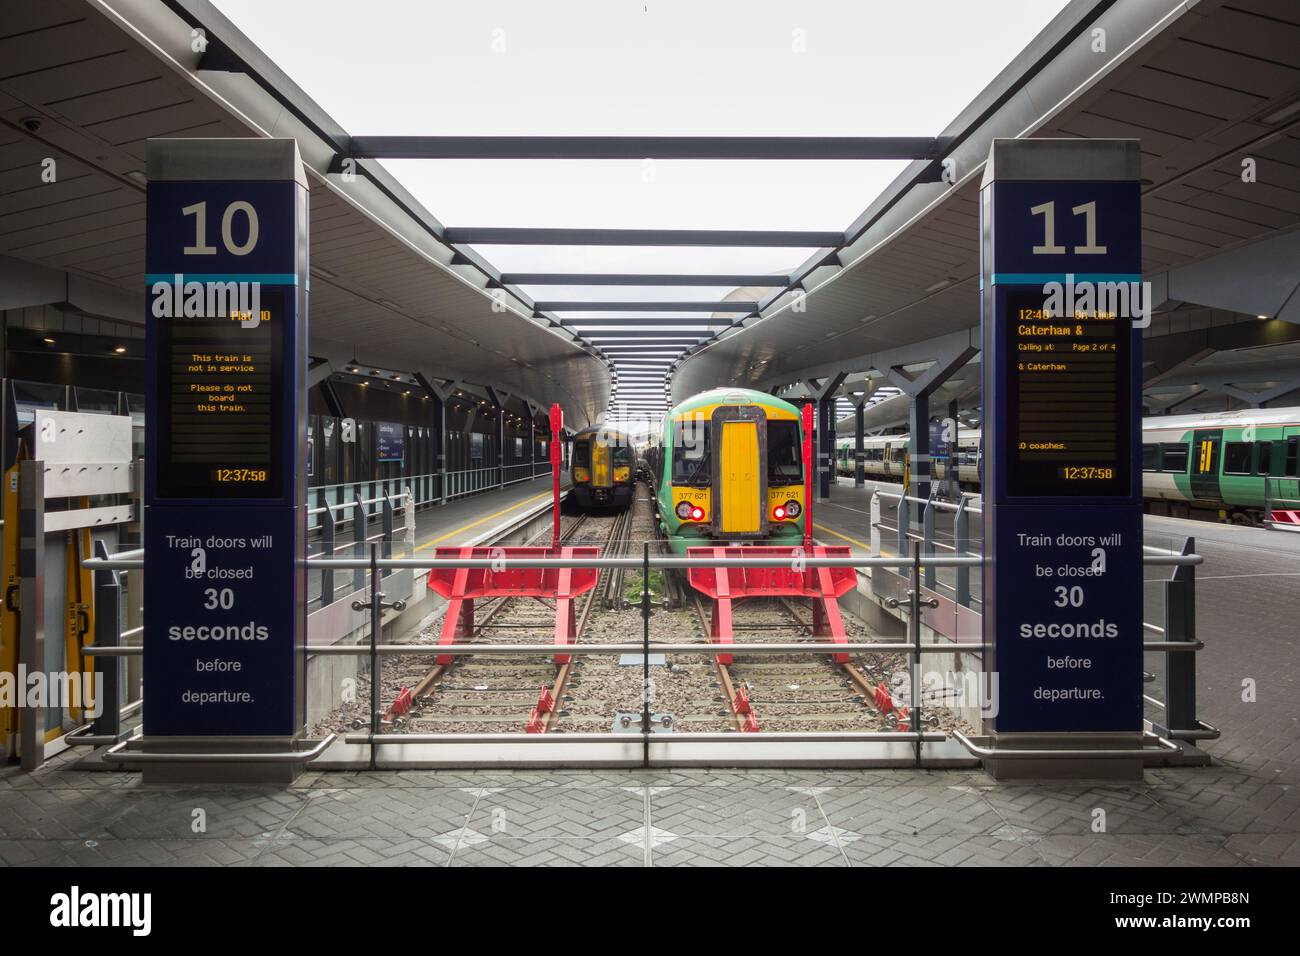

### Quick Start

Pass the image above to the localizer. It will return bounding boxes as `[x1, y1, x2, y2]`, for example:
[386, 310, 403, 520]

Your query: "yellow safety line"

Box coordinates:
[415, 491, 553, 551]
[812, 522, 878, 553]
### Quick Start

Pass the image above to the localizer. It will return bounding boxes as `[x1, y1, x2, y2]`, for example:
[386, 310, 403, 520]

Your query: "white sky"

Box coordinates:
[213, 0, 1071, 404]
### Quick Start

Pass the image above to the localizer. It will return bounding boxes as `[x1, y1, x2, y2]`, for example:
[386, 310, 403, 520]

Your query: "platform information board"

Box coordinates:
[143, 141, 308, 737]
[980, 141, 1143, 735]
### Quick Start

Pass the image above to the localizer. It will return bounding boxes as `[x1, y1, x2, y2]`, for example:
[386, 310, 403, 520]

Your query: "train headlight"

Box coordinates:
[783, 500, 801, 518]
[675, 501, 694, 520]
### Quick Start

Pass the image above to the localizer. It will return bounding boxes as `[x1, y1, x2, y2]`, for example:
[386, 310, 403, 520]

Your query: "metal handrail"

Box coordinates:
[876, 489, 982, 514]
[85, 638, 1203, 659]
[348, 731, 948, 745]
[83, 550, 1201, 571]
[951, 729, 1181, 759]
[307, 492, 404, 517]
[101, 733, 337, 764]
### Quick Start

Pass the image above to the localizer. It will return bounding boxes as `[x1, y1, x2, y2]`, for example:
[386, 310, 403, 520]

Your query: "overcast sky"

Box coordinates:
[212, 0, 1070, 408]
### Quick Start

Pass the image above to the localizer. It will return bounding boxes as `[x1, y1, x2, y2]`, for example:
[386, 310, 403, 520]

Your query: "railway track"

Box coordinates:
[371, 504, 636, 735]
[689, 591, 905, 733]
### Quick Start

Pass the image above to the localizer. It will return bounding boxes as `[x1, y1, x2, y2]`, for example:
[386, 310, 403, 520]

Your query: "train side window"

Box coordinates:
[1223, 442, 1251, 475]
[1141, 444, 1158, 471]
[1160, 443, 1188, 473]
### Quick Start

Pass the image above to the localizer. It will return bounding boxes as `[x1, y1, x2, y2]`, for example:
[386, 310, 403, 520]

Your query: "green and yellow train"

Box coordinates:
[644, 388, 808, 554]
[1141, 408, 1300, 524]
[832, 407, 1300, 525]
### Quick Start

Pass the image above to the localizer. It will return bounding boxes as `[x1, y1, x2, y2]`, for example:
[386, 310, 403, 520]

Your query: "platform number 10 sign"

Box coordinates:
[182, 200, 260, 256]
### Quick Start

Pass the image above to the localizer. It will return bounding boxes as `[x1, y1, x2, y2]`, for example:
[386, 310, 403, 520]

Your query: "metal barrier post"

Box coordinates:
[319, 490, 335, 607]
[353, 491, 366, 595]
[909, 541, 923, 767]
[922, 492, 936, 591]
[896, 496, 908, 576]
[91, 539, 121, 741]
[954, 496, 971, 607]
[870, 492, 881, 555]
[18, 460, 45, 770]
[368, 543, 380, 770]
[381, 493, 394, 566]
[641, 541, 651, 768]
[1161, 536, 1198, 737]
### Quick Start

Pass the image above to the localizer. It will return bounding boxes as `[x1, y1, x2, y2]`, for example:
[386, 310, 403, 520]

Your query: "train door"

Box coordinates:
[710, 405, 768, 537]
[592, 440, 611, 488]
[1189, 428, 1223, 503]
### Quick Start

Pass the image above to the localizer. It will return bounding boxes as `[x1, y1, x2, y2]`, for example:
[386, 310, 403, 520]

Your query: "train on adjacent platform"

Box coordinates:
[569, 425, 636, 510]
[644, 388, 808, 554]
[833, 407, 1300, 524]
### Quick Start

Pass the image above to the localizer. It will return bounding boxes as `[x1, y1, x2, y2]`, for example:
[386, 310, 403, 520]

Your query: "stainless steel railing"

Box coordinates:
[80, 542, 1211, 768]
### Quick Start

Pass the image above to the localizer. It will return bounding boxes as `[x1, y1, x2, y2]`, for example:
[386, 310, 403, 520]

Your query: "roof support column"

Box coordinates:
[804, 372, 847, 501]
[487, 387, 506, 490]
[885, 343, 977, 515]
[418, 375, 451, 506]
[854, 398, 866, 489]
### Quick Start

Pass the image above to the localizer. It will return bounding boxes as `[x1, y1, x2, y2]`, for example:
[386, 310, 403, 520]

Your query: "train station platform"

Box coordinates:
[2, 747, 1295, 867]
[814, 476, 1300, 789]
[0, 475, 1293, 868]
[401, 475, 571, 553]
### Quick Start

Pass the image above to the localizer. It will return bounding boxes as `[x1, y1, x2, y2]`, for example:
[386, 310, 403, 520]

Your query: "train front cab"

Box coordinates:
[664, 399, 805, 552]
[571, 432, 633, 510]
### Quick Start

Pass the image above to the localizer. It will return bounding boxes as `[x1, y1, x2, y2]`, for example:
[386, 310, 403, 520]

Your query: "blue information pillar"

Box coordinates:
[143, 139, 309, 780]
[979, 139, 1144, 779]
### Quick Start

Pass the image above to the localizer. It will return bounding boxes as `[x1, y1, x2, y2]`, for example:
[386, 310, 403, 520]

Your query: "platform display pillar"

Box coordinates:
[979, 138, 1144, 780]
[142, 139, 310, 783]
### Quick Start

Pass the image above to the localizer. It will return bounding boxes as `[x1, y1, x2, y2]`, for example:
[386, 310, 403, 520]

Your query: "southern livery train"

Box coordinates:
[644, 388, 807, 554]
[570, 425, 635, 509]
[834, 407, 1300, 524]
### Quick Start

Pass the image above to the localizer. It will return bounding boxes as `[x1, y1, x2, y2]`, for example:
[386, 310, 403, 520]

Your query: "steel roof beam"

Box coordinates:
[538, 301, 757, 312]
[444, 228, 843, 247]
[560, 317, 735, 326]
[343, 136, 950, 161]
[503, 273, 791, 287]
[583, 331, 711, 340]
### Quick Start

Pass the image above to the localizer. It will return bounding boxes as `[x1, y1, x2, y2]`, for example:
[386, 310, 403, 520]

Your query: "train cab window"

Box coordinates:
[767, 421, 802, 483]
[573, 440, 591, 469]
[612, 443, 632, 466]
[1159, 443, 1189, 473]
[1223, 442, 1252, 475]
[672, 422, 710, 485]
[1141, 444, 1158, 471]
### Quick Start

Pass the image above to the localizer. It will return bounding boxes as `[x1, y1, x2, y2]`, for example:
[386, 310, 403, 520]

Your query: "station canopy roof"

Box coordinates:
[0, 0, 612, 427]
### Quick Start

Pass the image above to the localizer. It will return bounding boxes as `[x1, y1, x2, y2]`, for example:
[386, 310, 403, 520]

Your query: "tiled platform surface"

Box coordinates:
[2, 761, 1297, 866]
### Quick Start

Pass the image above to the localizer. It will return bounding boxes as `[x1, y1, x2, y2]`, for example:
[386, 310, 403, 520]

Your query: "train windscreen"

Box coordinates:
[767, 420, 802, 483]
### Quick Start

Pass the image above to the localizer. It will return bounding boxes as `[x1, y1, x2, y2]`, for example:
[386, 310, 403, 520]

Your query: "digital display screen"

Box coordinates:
[1003, 289, 1130, 497]
[154, 286, 285, 499]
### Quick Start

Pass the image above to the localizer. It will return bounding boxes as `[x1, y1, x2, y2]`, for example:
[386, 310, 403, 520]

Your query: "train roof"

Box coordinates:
[666, 387, 800, 420]
[571, 425, 634, 440]
[1143, 407, 1300, 430]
